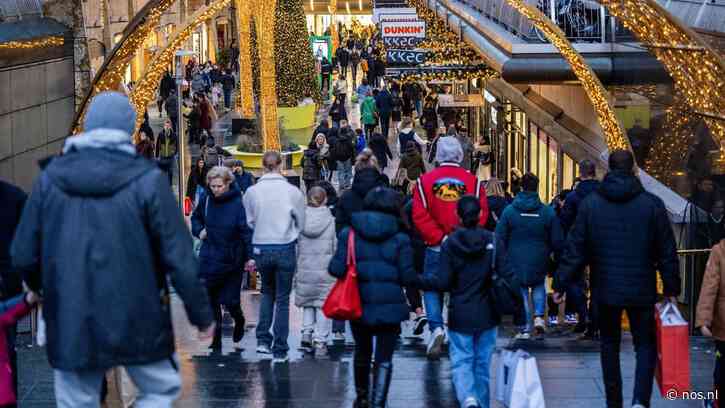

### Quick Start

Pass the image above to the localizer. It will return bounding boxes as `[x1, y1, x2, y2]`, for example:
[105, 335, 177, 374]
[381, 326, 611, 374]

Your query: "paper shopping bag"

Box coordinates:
[496, 349, 545, 408]
[495, 349, 526, 404]
[655, 302, 690, 397]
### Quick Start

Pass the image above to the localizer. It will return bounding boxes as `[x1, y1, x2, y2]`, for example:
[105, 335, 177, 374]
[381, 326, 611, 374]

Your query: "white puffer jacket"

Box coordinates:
[294, 206, 337, 307]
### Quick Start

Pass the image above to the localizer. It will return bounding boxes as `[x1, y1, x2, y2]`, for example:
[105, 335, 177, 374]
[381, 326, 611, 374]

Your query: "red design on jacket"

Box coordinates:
[412, 163, 489, 246]
[0, 298, 31, 406]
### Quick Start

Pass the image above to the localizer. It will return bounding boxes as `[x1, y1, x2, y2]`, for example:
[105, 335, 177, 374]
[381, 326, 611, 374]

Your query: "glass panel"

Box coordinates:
[549, 137, 559, 203]
[538, 130, 547, 203]
[563, 153, 575, 192]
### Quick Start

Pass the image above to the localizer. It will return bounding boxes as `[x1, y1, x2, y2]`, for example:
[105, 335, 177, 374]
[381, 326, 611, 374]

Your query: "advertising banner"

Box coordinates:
[382, 36, 424, 48]
[386, 49, 427, 65]
[372, 6, 416, 22]
[378, 13, 419, 22]
[381, 21, 426, 38]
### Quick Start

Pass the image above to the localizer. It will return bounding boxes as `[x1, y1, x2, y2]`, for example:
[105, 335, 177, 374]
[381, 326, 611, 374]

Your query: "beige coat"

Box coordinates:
[696, 241, 725, 340]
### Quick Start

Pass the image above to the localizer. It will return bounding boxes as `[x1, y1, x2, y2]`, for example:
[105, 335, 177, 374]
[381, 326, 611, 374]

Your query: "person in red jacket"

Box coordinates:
[0, 291, 39, 407]
[412, 136, 489, 358]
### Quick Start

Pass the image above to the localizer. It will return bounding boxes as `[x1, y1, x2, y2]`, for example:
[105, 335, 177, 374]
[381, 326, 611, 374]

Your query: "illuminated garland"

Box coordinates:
[255, 0, 281, 151]
[393, 65, 497, 83]
[0, 36, 64, 50]
[643, 95, 696, 186]
[234, 0, 255, 117]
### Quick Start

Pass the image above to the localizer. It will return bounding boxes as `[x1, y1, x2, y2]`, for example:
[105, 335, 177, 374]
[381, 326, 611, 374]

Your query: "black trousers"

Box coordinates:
[405, 288, 422, 312]
[379, 114, 391, 139]
[350, 323, 398, 365]
[207, 282, 244, 331]
[364, 124, 376, 140]
[599, 304, 656, 408]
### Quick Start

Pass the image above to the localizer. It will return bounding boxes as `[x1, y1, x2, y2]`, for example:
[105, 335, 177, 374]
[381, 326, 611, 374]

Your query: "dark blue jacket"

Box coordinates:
[0, 181, 26, 298]
[329, 211, 418, 327]
[335, 168, 388, 233]
[485, 195, 508, 232]
[11, 148, 212, 370]
[234, 171, 255, 194]
[418, 227, 512, 333]
[554, 171, 681, 306]
[496, 191, 564, 287]
[192, 183, 252, 304]
[559, 179, 600, 232]
[375, 90, 394, 115]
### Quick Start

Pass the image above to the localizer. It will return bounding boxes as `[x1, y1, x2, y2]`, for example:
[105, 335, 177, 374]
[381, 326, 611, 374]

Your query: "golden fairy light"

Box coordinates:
[255, 0, 281, 151]
[235, 0, 255, 117]
[0, 36, 64, 49]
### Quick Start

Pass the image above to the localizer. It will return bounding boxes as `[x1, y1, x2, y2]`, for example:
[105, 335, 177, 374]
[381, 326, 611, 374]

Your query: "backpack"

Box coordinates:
[331, 131, 354, 162]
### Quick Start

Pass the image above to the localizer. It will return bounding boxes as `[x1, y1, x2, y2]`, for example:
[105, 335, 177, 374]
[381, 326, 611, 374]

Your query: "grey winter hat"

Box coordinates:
[83, 91, 137, 136]
[435, 136, 464, 164]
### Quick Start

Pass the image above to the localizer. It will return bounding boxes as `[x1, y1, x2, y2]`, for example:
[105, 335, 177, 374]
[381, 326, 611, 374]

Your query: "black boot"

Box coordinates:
[228, 304, 246, 343]
[371, 362, 392, 408]
[353, 360, 371, 408]
[211, 305, 223, 349]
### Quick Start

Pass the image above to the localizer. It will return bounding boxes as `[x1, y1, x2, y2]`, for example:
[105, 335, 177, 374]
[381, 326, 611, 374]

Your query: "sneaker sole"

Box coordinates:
[427, 333, 445, 358]
[256, 347, 272, 354]
[413, 318, 428, 335]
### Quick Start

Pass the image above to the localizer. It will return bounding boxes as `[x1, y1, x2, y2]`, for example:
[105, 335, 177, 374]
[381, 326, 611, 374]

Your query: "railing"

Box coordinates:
[0, 0, 43, 21]
[461, 0, 635, 43]
[677, 248, 711, 336]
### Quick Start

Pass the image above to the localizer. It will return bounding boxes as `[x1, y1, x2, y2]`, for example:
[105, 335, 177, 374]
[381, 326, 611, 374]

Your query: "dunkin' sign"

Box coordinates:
[381, 21, 426, 38]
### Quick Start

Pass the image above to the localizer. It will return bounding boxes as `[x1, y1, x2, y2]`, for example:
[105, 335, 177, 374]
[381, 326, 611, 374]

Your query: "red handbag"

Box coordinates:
[183, 197, 192, 216]
[655, 301, 691, 398]
[322, 230, 363, 320]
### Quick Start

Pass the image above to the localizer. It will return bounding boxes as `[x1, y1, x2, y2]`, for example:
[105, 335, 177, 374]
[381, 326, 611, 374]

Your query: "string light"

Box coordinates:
[255, 0, 281, 151]
[235, 0, 254, 117]
[0, 36, 64, 50]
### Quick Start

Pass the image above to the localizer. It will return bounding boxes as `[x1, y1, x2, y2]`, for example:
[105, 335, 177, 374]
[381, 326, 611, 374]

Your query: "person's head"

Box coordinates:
[319, 119, 329, 129]
[401, 117, 414, 129]
[713, 200, 725, 219]
[307, 186, 328, 208]
[83, 92, 137, 136]
[164, 119, 172, 131]
[262, 150, 282, 173]
[578, 159, 596, 180]
[405, 140, 418, 154]
[446, 125, 458, 137]
[608, 149, 635, 174]
[340, 119, 349, 129]
[315, 133, 326, 147]
[139, 131, 148, 141]
[196, 157, 205, 169]
[355, 148, 379, 172]
[699, 176, 715, 193]
[372, 89, 379, 97]
[207, 166, 235, 197]
[521, 173, 539, 192]
[363, 187, 403, 216]
[485, 178, 505, 198]
[435, 136, 464, 164]
[457, 195, 482, 228]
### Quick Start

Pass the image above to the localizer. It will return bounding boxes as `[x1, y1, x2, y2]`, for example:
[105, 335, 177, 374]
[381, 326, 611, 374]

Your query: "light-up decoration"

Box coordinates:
[255, 0, 281, 151]
[235, 0, 255, 117]
[0, 36, 65, 50]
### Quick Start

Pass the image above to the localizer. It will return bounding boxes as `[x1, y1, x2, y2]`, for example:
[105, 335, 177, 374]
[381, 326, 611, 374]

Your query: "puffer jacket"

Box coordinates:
[11, 144, 212, 370]
[560, 179, 600, 232]
[496, 191, 564, 287]
[335, 168, 388, 233]
[554, 170, 680, 306]
[329, 211, 418, 326]
[418, 227, 512, 333]
[295, 206, 337, 307]
[301, 148, 322, 181]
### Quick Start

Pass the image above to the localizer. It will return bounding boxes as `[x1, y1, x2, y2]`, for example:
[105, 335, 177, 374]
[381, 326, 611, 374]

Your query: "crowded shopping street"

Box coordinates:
[2, 0, 725, 407]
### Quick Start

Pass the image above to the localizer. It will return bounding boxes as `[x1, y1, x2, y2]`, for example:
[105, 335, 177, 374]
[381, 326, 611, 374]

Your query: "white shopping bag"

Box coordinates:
[112, 367, 138, 408]
[36, 306, 46, 346]
[496, 349, 546, 408]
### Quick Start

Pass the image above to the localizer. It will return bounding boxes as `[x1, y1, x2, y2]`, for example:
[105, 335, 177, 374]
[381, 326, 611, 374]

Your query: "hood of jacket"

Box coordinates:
[598, 170, 644, 203]
[303, 206, 334, 238]
[447, 227, 490, 259]
[63, 128, 136, 156]
[46, 145, 154, 197]
[512, 191, 543, 212]
[352, 168, 384, 198]
[575, 179, 600, 198]
[351, 211, 400, 241]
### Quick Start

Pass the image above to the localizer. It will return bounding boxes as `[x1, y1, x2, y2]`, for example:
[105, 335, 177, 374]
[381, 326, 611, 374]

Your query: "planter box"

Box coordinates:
[278, 104, 317, 147]
[222, 146, 304, 170]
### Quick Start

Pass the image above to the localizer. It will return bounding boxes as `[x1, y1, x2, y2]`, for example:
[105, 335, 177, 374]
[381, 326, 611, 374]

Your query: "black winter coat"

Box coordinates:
[301, 148, 322, 181]
[554, 171, 681, 306]
[329, 211, 418, 326]
[369, 132, 393, 169]
[186, 165, 209, 199]
[418, 227, 512, 333]
[335, 168, 388, 233]
[559, 179, 600, 233]
[0, 181, 26, 298]
[485, 195, 508, 231]
[11, 148, 213, 370]
[192, 183, 252, 305]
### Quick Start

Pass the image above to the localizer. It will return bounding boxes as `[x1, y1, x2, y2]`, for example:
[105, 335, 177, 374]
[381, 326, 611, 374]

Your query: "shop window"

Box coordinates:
[548, 137, 559, 203]
[563, 153, 575, 191]
[538, 131, 548, 203]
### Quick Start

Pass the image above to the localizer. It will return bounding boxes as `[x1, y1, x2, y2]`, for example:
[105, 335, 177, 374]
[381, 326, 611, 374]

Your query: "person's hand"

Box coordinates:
[200, 229, 207, 240]
[552, 292, 565, 304]
[199, 322, 216, 341]
[25, 291, 41, 305]
[701, 325, 713, 337]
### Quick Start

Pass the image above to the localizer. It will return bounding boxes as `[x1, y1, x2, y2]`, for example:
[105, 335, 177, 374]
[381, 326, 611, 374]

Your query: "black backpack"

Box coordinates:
[331, 131, 353, 162]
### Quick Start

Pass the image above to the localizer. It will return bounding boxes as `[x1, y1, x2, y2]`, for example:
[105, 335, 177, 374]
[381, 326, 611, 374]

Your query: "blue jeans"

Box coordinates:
[423, 247, 444, 331]
[336, 160, 353, 190]
[223, 89, 232, 109]
[254, 243, 297, 355]
[520, 283, 546, 332]
[448, 327, 497, 408]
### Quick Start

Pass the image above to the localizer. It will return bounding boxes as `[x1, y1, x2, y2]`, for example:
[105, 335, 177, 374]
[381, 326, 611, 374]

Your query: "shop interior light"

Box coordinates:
[310, 0, 314, 10]
[346, 1, 350, 14]
[358, 0, 362, 11]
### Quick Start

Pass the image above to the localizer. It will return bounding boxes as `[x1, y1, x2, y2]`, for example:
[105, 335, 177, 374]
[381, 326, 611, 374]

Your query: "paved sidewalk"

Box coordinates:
[19, 290, 714, 407]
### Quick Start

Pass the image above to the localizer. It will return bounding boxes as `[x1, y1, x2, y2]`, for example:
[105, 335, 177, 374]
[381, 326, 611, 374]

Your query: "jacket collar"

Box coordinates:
[439, 162, 461, 168]
[259, 172, 286, 182]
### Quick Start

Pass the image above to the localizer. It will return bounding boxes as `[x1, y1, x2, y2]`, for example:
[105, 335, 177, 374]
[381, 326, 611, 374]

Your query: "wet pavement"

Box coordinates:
[19, 290, 715, 407]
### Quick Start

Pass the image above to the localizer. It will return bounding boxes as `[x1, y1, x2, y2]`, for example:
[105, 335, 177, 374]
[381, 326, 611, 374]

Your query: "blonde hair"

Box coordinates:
[206, 165, 235, 185]
[307, 186, 327, 207]
[486, 177, 505, 198]
[355, 148, 379, 172]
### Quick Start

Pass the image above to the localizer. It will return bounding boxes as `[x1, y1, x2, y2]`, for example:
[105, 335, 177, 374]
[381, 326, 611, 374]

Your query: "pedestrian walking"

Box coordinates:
[302, 140, 324, 189]
[412, 136, 489, 359]
[201, 133, 232, 167]
[320, 57, 333, 96]
[135, 130, 154, 160]
[334, 75, 348, 103]
[330, 120, 357, 191]
[417, 196, 511, 408]
[375, 85, 393, 139]
[159, 71, 175, 117]
[401, 189, 428, 335]
[336, 152, 389, 233]
[368, 126, 393, 172]
[227, 159, 255, 194]
[192, 166, 252, 349]
[155, 119, 178, 185]
[329, 187, 418, 408]
[11, 92, 214, 408]
[165, 88, 179, 133]
[391, 89, 403, 136]
[295, 187, 337, 357]
[186, 157, 209, 207]
[483, 178, 508, 232]
[360, 90, 378, 138]
[329, 97, 348, 129]
[421, 97, 439, 141]
[496, 173, 564, 339]
[398, 141, 426, 189]
[553, 149, 680, 408]
[243, 151, 306, 362]
[350, 49, 361, 87]
[356, 79, 372, 105]
[336, 46, 350, 77]
[221, 69, 236, 111]
[397, 118, 427, 156]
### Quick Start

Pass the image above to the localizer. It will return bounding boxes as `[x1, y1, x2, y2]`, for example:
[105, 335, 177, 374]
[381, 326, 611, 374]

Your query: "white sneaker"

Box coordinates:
[427, 327, 445, 358]
[333, 331, 346, 342]
[534, 317, 546, 334]
[515, 331, 531, 340]
[463, 397, 480, 407]
[256, 344, 272, 354]
[632, 405, 646, 408]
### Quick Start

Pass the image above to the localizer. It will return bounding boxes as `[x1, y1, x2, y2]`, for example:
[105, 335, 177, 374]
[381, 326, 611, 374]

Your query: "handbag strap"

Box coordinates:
[346, 229, 356, 270]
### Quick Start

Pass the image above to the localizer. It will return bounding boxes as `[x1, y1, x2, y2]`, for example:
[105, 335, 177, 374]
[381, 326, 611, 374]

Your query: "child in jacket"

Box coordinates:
[294, 187, 337, 357]
[0, 292, 39, 406]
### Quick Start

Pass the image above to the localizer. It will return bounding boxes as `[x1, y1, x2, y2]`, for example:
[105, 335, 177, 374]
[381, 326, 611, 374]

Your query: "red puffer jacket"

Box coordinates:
[412, 163, 489, 246]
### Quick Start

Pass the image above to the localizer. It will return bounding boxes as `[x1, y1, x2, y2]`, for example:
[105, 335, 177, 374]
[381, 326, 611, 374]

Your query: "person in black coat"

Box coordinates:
[417, 196, 513, 408]
[375, 87, 394, 140]
[192, 166, 252, 348]
[186, 157, 209, 205]
[368, 127, 393, 171]
[329, 187, 417, 408]
[402, 194, 427, 334]
[554, 150, 680, 408]
[335, 165, 388, 234]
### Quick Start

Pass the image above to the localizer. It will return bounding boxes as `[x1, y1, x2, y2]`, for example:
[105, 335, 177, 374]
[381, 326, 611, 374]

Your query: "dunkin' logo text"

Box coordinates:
[381, 21, 426, 38]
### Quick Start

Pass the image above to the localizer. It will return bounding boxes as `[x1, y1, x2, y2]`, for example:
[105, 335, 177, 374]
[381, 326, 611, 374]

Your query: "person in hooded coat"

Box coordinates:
[496, 172, 564, 339]
[294, 187, 337, 357]
[335, 155, 389, 233]
[329, 187, 418, 408]
[192, 166, 252, 348]
[186, 157, 209, 206]
[483, 178, 508, 232]
[399, 141, 426, 183]
[368, 127, 393, 171]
